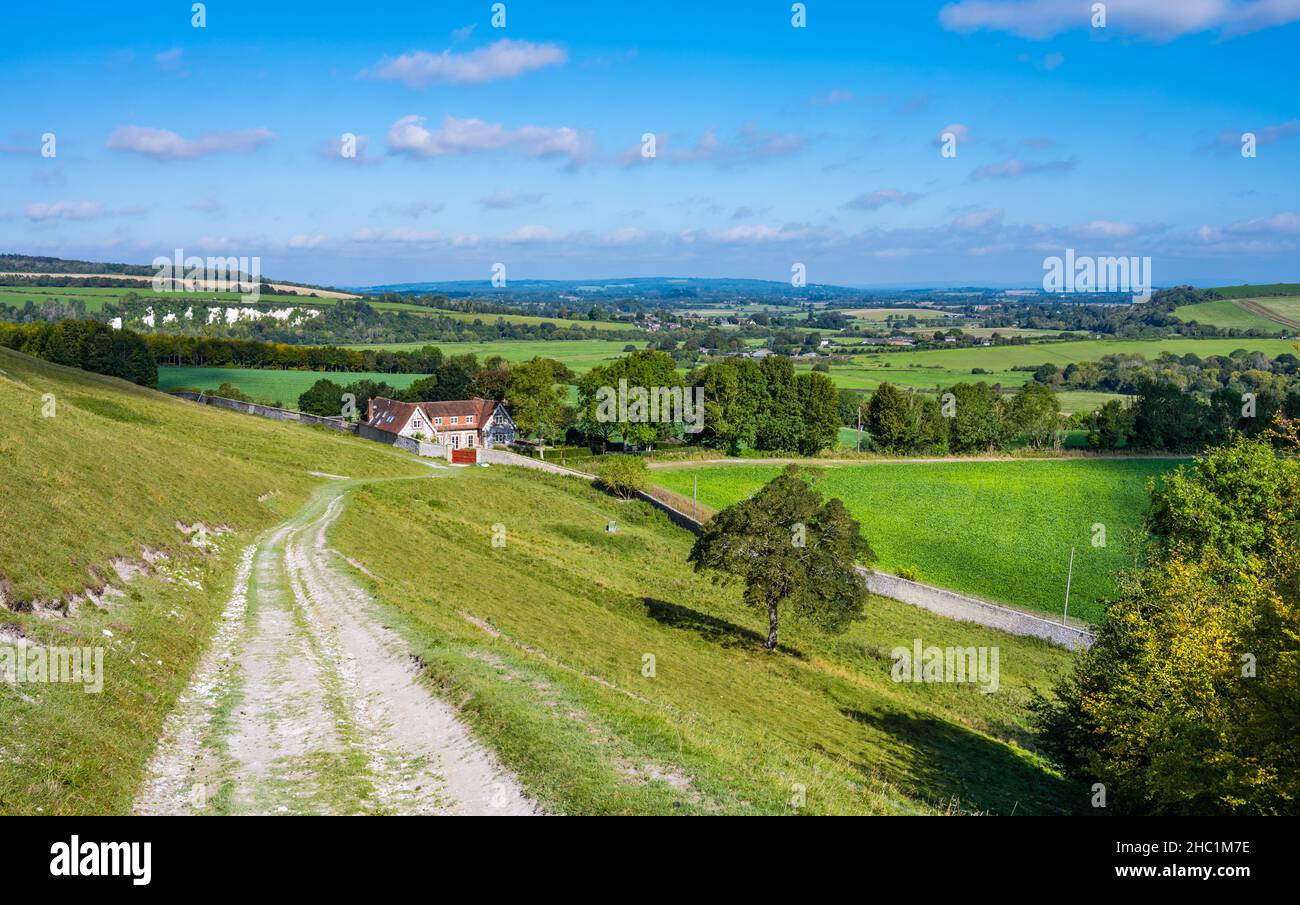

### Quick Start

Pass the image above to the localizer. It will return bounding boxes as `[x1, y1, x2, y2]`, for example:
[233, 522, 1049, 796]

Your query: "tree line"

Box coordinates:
[0, 320, 156, 387]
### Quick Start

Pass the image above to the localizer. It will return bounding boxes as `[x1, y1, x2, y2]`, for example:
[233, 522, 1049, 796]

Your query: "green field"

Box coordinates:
[810, 337, 1300, 394]
[157, 366, 431, 403]
[1174, 296, 1300, 332]
[0, 283, 247, 313]
[332, 467, 1077, 815]
[652, 459, 1185, 624]
[343, 338, 647, 372]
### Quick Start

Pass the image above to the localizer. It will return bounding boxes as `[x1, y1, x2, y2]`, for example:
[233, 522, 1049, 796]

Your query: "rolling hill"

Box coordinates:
[0, 345, 1079, 815]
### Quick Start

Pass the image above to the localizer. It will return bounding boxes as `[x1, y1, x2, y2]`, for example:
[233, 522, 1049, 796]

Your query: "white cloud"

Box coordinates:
[970, 157, 1075, 180]
[1075, 220, 1139, 238]
[25, 201, 105, 221]
[1225, 211, 1300, 234]
[939, 0, 1300, 41]
[499, 224, 562, 244]
[663, 124, 806, 168]
[363, 39, 566, 88]
[387, 115, 589, 168]
[810, 89, 854, 108]
[480, 189, 548, 209]
[935, 123, 971, 144]
[952, 208, 1004, 230]
[106, 125, 274, 160]
[844, 189, 922, 211]
[154, 47, 184, 70]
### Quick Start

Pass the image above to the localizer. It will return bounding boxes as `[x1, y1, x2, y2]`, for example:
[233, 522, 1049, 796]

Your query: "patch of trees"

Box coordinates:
[857, 381, 1062, 454]
[107, 298, 644, 346]
[1034, 425, 1300, 814]
[678, 356, 842, 455]
[0, 320, 156, 387]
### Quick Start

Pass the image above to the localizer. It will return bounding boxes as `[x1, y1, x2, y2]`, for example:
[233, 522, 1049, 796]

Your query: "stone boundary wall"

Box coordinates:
[170, 391, 356, 432]
[480, 447, 596, 478]
[860, 569, 1095, 650]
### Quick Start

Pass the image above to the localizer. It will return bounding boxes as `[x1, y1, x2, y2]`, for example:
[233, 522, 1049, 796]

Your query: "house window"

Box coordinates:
[412, 418, 422, 429]
[466, 415, 474, 424]
[434, 417, 442, 425]
[451, 416, 458, 424]
[467, 434, 475, 448]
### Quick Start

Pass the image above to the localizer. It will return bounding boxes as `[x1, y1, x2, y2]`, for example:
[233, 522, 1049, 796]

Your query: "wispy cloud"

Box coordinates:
[362, 39, 566, 88]
[1201, 118, 1300, 152]
[105, 125, 274, 160]
[480, 189, 548, 209]
[969, 157, 1075, 180]
[940, 0, 1300, 41]
[154, 47, 184, 71]
[665, 124, 806, 168]
[810, 89, 854, 108]
[25, 201, 106, 221]
[844, 189, 922, 211]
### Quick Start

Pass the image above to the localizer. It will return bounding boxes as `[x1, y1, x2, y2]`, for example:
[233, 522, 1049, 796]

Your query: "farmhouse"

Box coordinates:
[365, 397, 516, 450]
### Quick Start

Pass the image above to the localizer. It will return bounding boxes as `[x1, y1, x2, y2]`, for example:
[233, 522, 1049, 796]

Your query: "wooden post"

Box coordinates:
[1062, 546, 1075, 625]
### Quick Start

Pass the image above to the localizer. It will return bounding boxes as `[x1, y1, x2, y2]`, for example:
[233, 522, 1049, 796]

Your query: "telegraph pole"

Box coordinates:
[857, 403, 863, 453]
[1062, 546, 1075, 624]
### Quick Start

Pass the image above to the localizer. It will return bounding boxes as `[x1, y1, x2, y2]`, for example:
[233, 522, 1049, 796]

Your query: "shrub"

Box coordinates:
[595, 455, 648, 499]
[216, 382, 252, 403]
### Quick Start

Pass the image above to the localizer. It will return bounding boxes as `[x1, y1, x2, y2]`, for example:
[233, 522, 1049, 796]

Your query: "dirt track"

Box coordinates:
[134, 478, 536, 816]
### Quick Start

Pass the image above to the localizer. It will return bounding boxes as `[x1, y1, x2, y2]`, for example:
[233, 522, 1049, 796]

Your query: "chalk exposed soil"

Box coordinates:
[134, 481, 536, 816]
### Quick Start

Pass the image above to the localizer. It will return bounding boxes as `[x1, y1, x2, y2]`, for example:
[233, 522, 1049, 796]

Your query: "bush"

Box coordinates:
[216, 382, 252, 402]
[595, 455, 648, 499]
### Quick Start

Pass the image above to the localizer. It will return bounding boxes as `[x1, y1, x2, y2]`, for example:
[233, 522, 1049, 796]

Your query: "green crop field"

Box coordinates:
[331, 467, 1077, 815]
[157, 366, 431, 404]
[0, 283, 247, 313]
[808, 337, 1300, 394]
[652, 458, 1186, 624]
[343, 338, 647, 372]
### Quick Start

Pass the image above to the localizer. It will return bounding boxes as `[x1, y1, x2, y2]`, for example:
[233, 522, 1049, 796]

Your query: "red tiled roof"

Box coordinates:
[366, 397, 499, 435]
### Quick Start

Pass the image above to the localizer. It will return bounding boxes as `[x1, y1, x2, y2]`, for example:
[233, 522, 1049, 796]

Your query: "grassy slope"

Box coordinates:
[1172, 298, 1284, 331]
[0, 347, 427, 814]
[652, 459, 1183, 624]
[331, 468, 1079, 815]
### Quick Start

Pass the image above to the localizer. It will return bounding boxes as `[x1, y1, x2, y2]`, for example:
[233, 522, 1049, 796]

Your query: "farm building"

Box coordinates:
[364, 397, 516, 450]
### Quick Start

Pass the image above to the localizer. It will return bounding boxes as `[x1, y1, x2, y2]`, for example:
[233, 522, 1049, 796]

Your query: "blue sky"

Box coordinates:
[2, 0, 1298, 287]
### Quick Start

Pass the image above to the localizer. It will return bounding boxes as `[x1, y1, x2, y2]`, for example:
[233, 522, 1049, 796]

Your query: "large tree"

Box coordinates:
[944, 382, 1008, 453]
[688, 466, 874, 650]
[1006, 382, 1061, 449]
[507, 357, 568, 446]
[1034, 424, 1300, 814]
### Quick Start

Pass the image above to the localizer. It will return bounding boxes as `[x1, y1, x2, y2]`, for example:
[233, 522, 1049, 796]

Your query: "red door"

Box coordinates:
[452, 448, 478, 464]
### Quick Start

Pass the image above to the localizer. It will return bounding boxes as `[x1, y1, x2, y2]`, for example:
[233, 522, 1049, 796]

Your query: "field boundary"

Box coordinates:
[170, 390, 357, 432]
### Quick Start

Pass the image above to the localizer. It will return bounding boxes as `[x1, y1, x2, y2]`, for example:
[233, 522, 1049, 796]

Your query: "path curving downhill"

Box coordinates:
[134, 477, 536, 816]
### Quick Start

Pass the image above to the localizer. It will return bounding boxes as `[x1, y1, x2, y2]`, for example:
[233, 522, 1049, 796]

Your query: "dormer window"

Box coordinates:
[451, 416, 458, 424]
[465, 415, 474, 424]
[434, 417, 442, 425]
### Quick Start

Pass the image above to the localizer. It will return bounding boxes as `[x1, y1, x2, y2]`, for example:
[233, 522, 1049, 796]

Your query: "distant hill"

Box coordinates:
[1210, 283, 1300, 298]
[352, 276, 866, 303]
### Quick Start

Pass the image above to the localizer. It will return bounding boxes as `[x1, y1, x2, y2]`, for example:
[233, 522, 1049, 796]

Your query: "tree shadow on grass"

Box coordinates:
[840, 707, 1080, 815]
[642, 598, 807, 660]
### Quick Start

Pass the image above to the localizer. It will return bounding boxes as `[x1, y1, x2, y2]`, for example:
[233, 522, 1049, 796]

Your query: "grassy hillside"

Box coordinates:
[651, 459, 1183, 624]
[1173, 296, 1300, 331]
[330, 468, 1079, 815]
[0, 346, 427, 813]
[1209, 283, 1300, 298]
